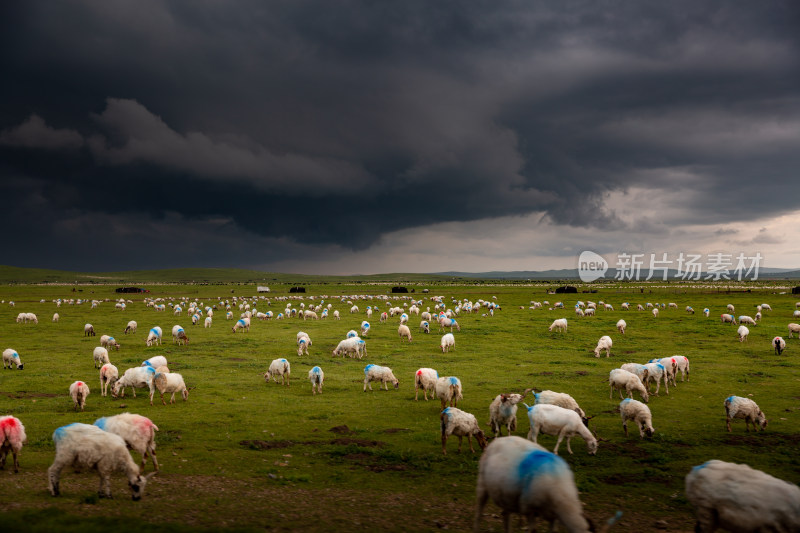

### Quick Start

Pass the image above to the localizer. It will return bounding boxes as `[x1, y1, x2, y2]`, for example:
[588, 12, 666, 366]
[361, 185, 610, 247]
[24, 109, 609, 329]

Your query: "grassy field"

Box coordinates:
[0, 279, 798, 532]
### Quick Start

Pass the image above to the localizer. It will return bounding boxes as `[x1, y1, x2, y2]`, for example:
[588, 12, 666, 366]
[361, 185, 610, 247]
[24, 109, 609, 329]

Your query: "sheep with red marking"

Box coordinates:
[0, 416, 27, 473]
[773, 336, 786, 355]
[94, 413, 159, 471]
[69, 380, 90, 411]
[99, 363, 118, 397]
[414, 368, 438, 401]
[48, 423, 156, 500]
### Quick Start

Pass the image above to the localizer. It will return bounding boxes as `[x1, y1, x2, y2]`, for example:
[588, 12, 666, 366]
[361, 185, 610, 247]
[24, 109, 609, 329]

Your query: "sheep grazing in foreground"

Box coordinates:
[69, 381, 90, 411]
[440, 407, 487, 455]
[643, 362, 669, 396]
[151, 372, 188, 405]
[533, 390, 589, 427]
[720, 313, 736, 324]
[363, 364, 399, 391]
[703, 308, 710, 317]
[264, 358, 291, 386]
[440, 333, 455, 352]
[436, 376, 463, 409]
[332, 336, 366, 359]
[525, 403, 598, 456]
[727, 303, 735, 313]
[488, 389, 532, 436]
[773, 336, 786, 355]
[398, 324, 413, 342]
[548, 318, 568, 332]
[648, 357, 678, 386]
[93, 347, 110, 369]
[724, 396, 767, 432]
[100, 335, 120, 351]
[94, 413, 159, 471]
[308, 366, 324, 395]
[3, 348, 23, 369]
[99, 363, 118, 397]
[439, 317, 460, 332]
[84, 323, 96, 336]
[48, 423, 156, 500]
[419, 320, 430, 333]
[616, 319, 626, 334]
[124, 320, 137, 334]
[685, 460, 800, 533]
[172, 325, 189, 345]
[145, 327, 162, 347]
[619, 363, 649, 388]
[112, 366, 156, 398]
[142, 355, 168, 369]
[608, 369, 649, 403]
[360, 321, 370, 336]
[789, 323, 800, 338]
[737, 325, 749, 342]
[593, 335, 613, 358]
[686, 306, 695, 314]
[232, 317, 250, 333]
[52, 312, 59, 323]
[738, 315, 756, 326]
[652, 308, 659, 318]
[0, 415, 27, 473]
[672, 355, 690, 382]
[619, 398, 654, 438]
[414, 368, 438, 401]
[475, 437, 622, 533]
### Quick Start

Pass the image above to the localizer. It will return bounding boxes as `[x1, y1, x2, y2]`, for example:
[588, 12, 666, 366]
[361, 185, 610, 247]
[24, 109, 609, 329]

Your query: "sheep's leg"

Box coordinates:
[170, 392, 177, 403]
[564, 433, 574, 455]
[609, 385, 614, 399]
[473, 486, 489, 533]
[623, 421, 628, 437]
[0, 447, 6, 469]
[664, 376, 669, 395]
[653, 379, 660, 396]
[98, 468, 113, 498]
[47, 461, 64, 496]
[457, 435, 463, 453]
[161, 392, 167, 406]
[726, 417, 732, 432]
[441, 433, 448, 455]
[12, 449, 19, 473]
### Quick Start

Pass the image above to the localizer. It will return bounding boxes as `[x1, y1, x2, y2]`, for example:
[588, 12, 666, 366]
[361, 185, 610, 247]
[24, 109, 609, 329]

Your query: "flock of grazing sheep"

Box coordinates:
[2, 291, 800, 532]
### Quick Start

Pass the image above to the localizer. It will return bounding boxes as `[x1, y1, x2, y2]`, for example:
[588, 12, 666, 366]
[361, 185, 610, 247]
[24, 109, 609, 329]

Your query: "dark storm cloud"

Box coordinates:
[0, 1, 798, 269]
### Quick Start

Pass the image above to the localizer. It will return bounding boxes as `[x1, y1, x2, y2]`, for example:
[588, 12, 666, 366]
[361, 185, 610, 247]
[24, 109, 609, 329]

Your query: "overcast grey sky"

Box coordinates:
[1, 1, 798, 273]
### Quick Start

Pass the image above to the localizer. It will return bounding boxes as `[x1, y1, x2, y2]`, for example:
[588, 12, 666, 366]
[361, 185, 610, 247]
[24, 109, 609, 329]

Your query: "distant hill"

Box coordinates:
[435, 268, 800, 280]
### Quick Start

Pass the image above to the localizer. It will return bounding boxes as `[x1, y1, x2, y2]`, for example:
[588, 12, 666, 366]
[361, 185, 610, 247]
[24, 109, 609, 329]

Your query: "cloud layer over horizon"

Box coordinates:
[2, 1, 799, 273]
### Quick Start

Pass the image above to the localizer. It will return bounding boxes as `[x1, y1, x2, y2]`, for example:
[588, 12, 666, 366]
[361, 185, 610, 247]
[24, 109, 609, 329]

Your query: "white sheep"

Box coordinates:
[94, 413, 159, 471]
[685, 460, 800, 533]
[643, 362, 669, 396]
[474, 436, 617, 533]
[686, 306, 695, 314]
[652, 308, 659, 318]
[620, 363, 649, 386]
[414, 367, 438, 401]
[548, 318, 568, 332]
[171, 326, 188, 345]
[738, 315, 756, 326]
[672, 355, 690, 382]
[2, 348, 23, 370]
[142, 355, 168, 369]
[398, 324, 412, 342]
[99, 334, 120, 351]
[360, 320, 370, 336]
[727, 303, 735, 313]
[124, 320, 137, 334]
[721, 313, 736, 324]
[0, 415, 27, 473]
[204, 316, 212, 328]
[435, 376, 463, 409]
[419, 320, 430, 333]
[648, 356, 678, 386]
[488, 389, 532, 436]
[440, 407, 487, 455]
[525, 403, 598, 455]
[264, 358, 291, 386]
[112, 366, 156, 398]
[761, 303, 772, 311]
[440, 332, 455, 352]
[99, 363, 118, 397]
[533, 390, 589, 425]
[145, 326, 162, 346]
[609, 368, 649, 403]
[332, 336, 366, 359]
[788, 323, 800, 338]
[69, 380, 90, 411]
[737, 325, 749, 342]
[616, 319, 626, 334]
[93, 346, 110, 368]
[703, 308, 710, 317]
[53, 312, 60, 323]
[725, 395, 767, 432]
[438, 317, 460, 332]
[593, 335, 612, 358]
[619, 398, 654, 438]
[151, 372, 189, 404]
[232, 317, 250, 333]
[308, 366, 324, 395]
[773, 336, 786, 355]
[363, 364, 398, 391]
[47, 423, 156, 500]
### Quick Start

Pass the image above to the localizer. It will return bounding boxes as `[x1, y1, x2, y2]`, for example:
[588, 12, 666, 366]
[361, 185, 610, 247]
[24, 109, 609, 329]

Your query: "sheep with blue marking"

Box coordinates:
[725, 396, 767, 432]
[360, 321, 370, 336]
[100, 335, 120, 351]
[419, 320, 430, 333]
[363, 364, 398, 391]
[525, 403, 598, 456]
[333, 336, 366, 359]
[532, 390, 589, 427]
[47, 423, 156, 500]
[440, 407, 487, 455]
[2, 348, 23, 370]
[145, 326, 162, 347]
[112, 366, 156, 398]
[435, 376, 463, 409]
[619, 398, 654, 438]
[648, 357, 678, 386]
[643, 362, 669, 396]
[488, 389, 532, 436]
[439, 316, 460, 332]
[264, 359, 290, 386]
[474, 436, 621, 533]
[94, 413, 159, 471]
[308, 366, 324, 395]
[414, 368, 438, 401]
[619, 363, 649, 387]
[721, 313, 736, 325]
[685, 460, 800, 533]
[232, 317, 250, 333]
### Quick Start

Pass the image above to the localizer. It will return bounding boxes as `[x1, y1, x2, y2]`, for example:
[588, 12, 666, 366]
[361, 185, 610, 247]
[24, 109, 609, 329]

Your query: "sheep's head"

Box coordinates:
[111, 381, 123, 398]
[757, 411, 768, 430]
[643, 424, 655, 438]
[587, 436, 599, 455]
[129, 472, 157, 501]
[263, 372, 272, 382]
[393, 379, 399, 389]
[474, 430, 488, 450]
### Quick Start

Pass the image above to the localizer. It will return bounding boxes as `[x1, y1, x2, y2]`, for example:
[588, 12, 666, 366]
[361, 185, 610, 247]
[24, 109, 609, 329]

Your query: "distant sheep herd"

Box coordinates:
[2, 292, 799, 533]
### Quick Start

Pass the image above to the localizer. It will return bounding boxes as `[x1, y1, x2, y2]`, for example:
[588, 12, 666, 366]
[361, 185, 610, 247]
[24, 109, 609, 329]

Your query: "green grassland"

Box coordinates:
[0, 279, 798, 532]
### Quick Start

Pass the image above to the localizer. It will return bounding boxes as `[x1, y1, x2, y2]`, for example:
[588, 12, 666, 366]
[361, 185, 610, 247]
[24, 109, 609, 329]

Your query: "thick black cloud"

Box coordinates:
[1, 1, 798, 269]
